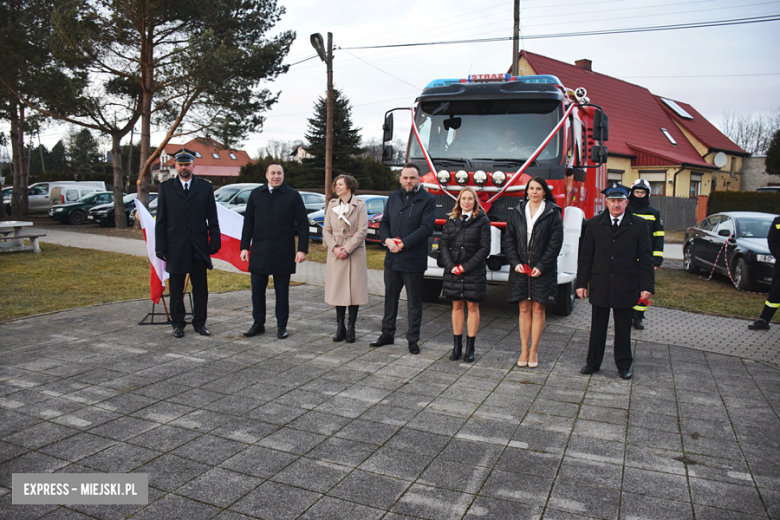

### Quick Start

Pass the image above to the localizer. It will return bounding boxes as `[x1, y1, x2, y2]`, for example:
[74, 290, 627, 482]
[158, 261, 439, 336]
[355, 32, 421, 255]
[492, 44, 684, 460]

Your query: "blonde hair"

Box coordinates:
[447, 186, 483, 219]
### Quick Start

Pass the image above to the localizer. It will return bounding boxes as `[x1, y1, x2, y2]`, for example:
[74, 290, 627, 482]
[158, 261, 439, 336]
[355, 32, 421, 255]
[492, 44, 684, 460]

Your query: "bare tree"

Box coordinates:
[721, 108, 780, 155]
[259, 139, 304, 160]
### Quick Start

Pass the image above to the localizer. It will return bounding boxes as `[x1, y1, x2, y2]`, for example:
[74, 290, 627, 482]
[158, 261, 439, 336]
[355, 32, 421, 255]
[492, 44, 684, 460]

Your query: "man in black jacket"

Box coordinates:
[240, 163, 308, 339]
[627, 178, 664, 330]
[370, 163, 436, 354]
[155, 150, 221, 339]
[748, 215, 780, 330]
[576, 183, 654, 379]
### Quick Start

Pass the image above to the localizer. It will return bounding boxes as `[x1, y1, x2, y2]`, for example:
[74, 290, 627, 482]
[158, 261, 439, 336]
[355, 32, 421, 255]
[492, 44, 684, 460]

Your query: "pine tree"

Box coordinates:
[766, 128, 780, 177]
[303, 89, 365, 188]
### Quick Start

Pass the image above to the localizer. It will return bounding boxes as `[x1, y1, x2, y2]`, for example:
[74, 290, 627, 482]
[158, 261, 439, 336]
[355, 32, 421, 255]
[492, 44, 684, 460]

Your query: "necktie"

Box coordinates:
[184, 183, 189, 197]
[612, 217, 618, 231]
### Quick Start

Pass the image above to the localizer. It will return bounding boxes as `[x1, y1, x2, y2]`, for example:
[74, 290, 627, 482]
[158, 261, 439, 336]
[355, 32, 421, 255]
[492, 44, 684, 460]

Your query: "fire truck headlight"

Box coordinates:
[492, 171, 506, 186]
[473, 170, 487, 185]
[437, 170, 451, 184]
[455, 170, 469, 185]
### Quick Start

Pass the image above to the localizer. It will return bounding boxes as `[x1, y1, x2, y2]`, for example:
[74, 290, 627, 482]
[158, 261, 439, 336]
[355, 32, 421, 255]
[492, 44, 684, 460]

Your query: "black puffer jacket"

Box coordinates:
[504, 200, 564, 304]
[439, 212, 491, 301]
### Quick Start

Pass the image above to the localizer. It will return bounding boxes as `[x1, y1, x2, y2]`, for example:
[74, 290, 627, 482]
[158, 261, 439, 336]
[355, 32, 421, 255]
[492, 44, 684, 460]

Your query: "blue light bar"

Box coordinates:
[424, 78, 464, 88]
[425, 74, 563, 89]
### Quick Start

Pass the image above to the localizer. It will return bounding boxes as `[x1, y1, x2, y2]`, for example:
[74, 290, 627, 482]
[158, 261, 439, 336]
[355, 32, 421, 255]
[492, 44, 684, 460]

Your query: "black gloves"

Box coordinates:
[155, 251, 166, 261]
[208, 247, 220, 256]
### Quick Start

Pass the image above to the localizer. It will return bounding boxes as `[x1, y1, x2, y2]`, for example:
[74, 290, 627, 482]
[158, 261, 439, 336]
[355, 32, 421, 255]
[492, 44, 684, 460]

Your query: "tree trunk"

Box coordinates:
[10, 100, 28, 218]
[136, 21, 155, 211]
[111, 132, 127, 229]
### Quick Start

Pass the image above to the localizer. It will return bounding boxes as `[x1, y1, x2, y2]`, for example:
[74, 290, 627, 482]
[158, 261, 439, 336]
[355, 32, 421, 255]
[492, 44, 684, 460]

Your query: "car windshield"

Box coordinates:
[737, 217, 775, 239]
[78, 193, 99, 203]
[215, 187, 241, 202]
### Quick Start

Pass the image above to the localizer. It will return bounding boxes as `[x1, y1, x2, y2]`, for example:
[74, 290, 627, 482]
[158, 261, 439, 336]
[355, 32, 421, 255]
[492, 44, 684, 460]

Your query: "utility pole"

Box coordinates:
[512, 0, 520, 76]
[311, 32, 334, 202]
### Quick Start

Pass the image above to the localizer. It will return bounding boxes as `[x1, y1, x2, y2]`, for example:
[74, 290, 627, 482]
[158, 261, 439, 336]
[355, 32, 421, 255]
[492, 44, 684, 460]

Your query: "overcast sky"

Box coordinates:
[15, 0, 780, 159]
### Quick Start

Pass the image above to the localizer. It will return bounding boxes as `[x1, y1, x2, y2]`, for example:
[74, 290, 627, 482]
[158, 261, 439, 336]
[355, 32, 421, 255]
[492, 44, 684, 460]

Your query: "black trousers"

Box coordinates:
[251, 272, 291, 329]
[168, 258, 209, 329]
[759, 264, 780, 322]
[382, 270, 424, 342]
[586, 305, 633, 371]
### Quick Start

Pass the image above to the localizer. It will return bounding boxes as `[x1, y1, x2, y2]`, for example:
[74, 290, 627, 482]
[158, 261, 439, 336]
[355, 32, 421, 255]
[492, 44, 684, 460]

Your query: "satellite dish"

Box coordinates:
[713, 152, 727, 169]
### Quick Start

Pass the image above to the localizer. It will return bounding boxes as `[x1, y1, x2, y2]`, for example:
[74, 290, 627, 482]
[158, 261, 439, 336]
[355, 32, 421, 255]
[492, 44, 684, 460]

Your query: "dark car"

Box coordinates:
[307, 195, 388, 241]
[90, 193, 157, 227]
[300, 191, 327, 214]
[683, 211, 778, 290]
[48, 191, 116, 225]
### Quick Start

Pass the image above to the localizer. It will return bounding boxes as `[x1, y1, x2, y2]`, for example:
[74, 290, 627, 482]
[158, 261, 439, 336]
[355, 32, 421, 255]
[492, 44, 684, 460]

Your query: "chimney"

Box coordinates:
[575, 59, 592, 72]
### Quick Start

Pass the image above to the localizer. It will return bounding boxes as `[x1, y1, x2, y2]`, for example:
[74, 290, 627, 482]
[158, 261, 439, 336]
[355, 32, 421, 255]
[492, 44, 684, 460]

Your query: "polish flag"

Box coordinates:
[211, 204, 250, 272]
[136, 202, 168, 303]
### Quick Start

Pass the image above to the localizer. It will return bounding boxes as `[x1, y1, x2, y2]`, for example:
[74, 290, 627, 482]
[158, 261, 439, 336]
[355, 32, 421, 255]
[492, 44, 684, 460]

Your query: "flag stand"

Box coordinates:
[138, 275, 193, 325]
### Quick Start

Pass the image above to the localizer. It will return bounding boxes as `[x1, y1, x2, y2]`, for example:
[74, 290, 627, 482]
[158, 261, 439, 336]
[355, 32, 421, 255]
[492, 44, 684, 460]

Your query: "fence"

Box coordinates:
[650, 195, 699, 230]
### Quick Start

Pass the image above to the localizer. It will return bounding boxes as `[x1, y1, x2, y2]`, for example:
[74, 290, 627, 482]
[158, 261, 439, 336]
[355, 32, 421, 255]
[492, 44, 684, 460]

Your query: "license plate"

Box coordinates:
[367, 229, 376, 235]
[309, 226, 318, 234]
[87, 215, 93, 220]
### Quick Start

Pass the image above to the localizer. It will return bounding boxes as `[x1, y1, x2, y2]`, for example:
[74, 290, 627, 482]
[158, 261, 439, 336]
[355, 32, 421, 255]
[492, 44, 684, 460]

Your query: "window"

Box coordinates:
[212, 153, 220, 159]
[194, 152, 202, 158]
[229, 152, 237, 160]
[716, 217, 734, 236]
[659, 98, 694, 119]
[29, 185, 48, 196]
[649, 181, 665, 196]
[65, 190, 80, 202]
[661, 128, 677, 145]
[689, 181, 700, 197]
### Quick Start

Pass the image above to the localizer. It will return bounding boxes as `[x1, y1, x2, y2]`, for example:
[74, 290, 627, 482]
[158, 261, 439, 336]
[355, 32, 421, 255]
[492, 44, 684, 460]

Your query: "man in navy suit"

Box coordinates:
[155, 150, 221, 338]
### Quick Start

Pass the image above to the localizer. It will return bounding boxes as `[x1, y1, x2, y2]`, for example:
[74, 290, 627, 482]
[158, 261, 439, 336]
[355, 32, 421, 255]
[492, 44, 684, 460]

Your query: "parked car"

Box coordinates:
[48, 191, 116, 225]
[215, 183, 263, 212]
[5, 182, 105, 215]
[366, 211, 383, 244]
[90, 193, 157, 227]
[683, 211, 778, 290]
[308, 195, 388, 241]
[756, 186, 780, 193]
[300, 191, 327, 214]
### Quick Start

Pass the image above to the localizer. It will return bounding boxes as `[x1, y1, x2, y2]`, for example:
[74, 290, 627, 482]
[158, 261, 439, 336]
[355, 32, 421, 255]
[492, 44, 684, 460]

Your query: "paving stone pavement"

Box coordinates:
[2, 284, 780, 520]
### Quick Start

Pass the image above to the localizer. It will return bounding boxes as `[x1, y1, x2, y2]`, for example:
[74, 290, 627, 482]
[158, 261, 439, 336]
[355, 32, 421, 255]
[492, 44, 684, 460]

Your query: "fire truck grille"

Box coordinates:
[486, 196, 518, 222]
[434, 194, 456, 219]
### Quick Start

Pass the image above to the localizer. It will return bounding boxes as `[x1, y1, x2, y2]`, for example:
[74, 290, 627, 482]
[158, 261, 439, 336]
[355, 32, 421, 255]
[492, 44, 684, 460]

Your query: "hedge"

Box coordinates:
[708, 191, 780, 215]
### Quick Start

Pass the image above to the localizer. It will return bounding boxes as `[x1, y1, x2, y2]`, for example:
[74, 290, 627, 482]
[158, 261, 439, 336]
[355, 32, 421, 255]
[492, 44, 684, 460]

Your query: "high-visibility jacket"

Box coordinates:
[627, 200, 664, 267]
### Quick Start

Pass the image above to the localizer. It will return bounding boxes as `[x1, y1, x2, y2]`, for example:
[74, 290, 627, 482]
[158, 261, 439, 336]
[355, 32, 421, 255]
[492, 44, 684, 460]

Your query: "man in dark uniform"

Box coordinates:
[155, 150, 221, 338]
[370, 163, 436, 354]
[576, 183, 654, 379]
[627, 178, 665, 330]
[748, 215, 780, 330]
[240, 163, 308, 339]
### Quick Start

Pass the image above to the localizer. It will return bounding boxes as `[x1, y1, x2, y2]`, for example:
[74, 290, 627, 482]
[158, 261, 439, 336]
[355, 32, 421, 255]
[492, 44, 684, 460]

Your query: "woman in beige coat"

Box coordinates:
[323, 174, 369, 343]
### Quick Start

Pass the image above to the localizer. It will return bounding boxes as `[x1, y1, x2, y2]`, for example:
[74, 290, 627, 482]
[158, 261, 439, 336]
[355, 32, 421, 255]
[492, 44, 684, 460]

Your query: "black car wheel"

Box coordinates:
[683, 244, 698, 273]
[69, 210, 86, 225]
[733, 257, 752, 291]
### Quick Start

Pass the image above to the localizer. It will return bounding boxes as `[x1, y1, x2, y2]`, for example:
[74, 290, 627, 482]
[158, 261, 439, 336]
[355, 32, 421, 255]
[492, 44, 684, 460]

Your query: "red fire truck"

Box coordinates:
[381, 73, 610, 315]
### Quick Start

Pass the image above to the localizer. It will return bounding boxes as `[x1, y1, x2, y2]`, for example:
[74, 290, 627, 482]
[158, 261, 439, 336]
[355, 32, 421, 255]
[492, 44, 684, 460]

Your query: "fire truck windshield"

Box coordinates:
[409, 99, 562, 164]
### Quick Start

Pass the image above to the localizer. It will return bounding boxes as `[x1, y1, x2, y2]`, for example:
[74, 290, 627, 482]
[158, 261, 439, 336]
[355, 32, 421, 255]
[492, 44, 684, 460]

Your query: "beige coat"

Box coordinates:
[323, 197, 369, 306]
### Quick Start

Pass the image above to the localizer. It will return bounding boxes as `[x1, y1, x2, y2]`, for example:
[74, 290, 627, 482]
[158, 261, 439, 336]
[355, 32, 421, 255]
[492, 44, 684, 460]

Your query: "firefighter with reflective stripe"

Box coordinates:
[748, 215, 780, 330]
[627, 178, 664, 330]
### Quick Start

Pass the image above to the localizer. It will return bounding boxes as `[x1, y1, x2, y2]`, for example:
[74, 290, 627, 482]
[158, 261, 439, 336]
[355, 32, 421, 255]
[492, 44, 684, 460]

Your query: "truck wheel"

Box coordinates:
[69, 211, 86, 225]
[733, 257, 752, 291]
[683, 245, 698, 273]
[421, 278, 443, 303]
[553, 282, 575, 316]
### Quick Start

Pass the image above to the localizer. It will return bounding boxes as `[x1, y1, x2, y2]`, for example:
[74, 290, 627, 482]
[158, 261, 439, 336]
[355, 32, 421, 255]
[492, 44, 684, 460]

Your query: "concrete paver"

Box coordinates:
[1, 228, 777, 519]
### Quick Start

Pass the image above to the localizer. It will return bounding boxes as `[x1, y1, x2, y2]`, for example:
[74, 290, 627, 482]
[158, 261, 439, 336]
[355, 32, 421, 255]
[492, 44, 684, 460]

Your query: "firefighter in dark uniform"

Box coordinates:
[627, 178, 664, 330]
[576, 183, 654, 380]
[748, 215, 780, 330]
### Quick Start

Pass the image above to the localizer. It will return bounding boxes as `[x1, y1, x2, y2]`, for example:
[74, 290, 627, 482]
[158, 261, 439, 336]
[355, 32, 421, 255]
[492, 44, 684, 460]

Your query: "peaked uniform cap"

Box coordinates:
[174, 148, 197, 164]
[602, 182, 629, 199]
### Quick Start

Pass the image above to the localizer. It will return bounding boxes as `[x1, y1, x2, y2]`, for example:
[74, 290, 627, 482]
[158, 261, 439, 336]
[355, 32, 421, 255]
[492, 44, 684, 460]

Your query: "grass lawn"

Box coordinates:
[654, 267, 778, 323]
[0, 243, 251, 322]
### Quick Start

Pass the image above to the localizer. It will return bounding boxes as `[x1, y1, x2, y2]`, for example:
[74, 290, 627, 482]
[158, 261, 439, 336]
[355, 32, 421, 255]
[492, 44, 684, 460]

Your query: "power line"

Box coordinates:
[339, 14, 780, 50]
[622, 72, 780, 79]
[339, 50, 421, 91]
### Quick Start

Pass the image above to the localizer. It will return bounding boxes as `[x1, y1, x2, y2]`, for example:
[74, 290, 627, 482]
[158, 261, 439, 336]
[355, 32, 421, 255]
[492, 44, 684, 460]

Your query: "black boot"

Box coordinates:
[464, 336, 476, 363]
[449, 335, 463, 361]
[333, 306, 346, 342]
[346, 305, 358, 344]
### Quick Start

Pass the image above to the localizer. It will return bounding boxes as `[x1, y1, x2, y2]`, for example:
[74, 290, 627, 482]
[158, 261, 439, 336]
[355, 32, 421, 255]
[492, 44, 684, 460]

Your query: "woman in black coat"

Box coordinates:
[439, 186, 491, 362]
[504, 177, 563, 368]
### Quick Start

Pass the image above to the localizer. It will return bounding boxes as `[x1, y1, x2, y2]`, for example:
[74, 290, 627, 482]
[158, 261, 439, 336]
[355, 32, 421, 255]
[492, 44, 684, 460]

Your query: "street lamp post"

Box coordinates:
[310, 32, 334, 202]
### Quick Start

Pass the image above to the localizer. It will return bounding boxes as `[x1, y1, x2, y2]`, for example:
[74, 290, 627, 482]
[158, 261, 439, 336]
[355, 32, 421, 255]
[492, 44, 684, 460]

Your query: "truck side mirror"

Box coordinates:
[383, 113, 394, 142]
[590, 145, 608, 164]
[593, 110, 609, 142]
[382, 145, 395, 164]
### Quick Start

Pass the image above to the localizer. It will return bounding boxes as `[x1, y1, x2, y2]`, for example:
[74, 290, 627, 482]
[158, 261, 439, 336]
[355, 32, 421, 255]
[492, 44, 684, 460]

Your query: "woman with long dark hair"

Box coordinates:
[504, 177, 563, 368]
[439, 186, 491, 362]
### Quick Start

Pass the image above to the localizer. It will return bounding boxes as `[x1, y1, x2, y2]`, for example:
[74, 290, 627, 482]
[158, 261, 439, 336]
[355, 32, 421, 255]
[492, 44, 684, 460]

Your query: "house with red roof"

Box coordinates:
[153, 137, 255, 184]
[513, 51, 748, 197]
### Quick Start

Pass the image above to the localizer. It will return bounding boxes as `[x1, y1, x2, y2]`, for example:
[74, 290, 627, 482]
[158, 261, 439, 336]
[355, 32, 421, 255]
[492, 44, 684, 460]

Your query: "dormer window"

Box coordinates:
[194, 152, 202, 158]
[661, 128, 677, 145]
[212, 153, 220, 159]
[660, 98, 694, 119]
[229, 152, 237, 160]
